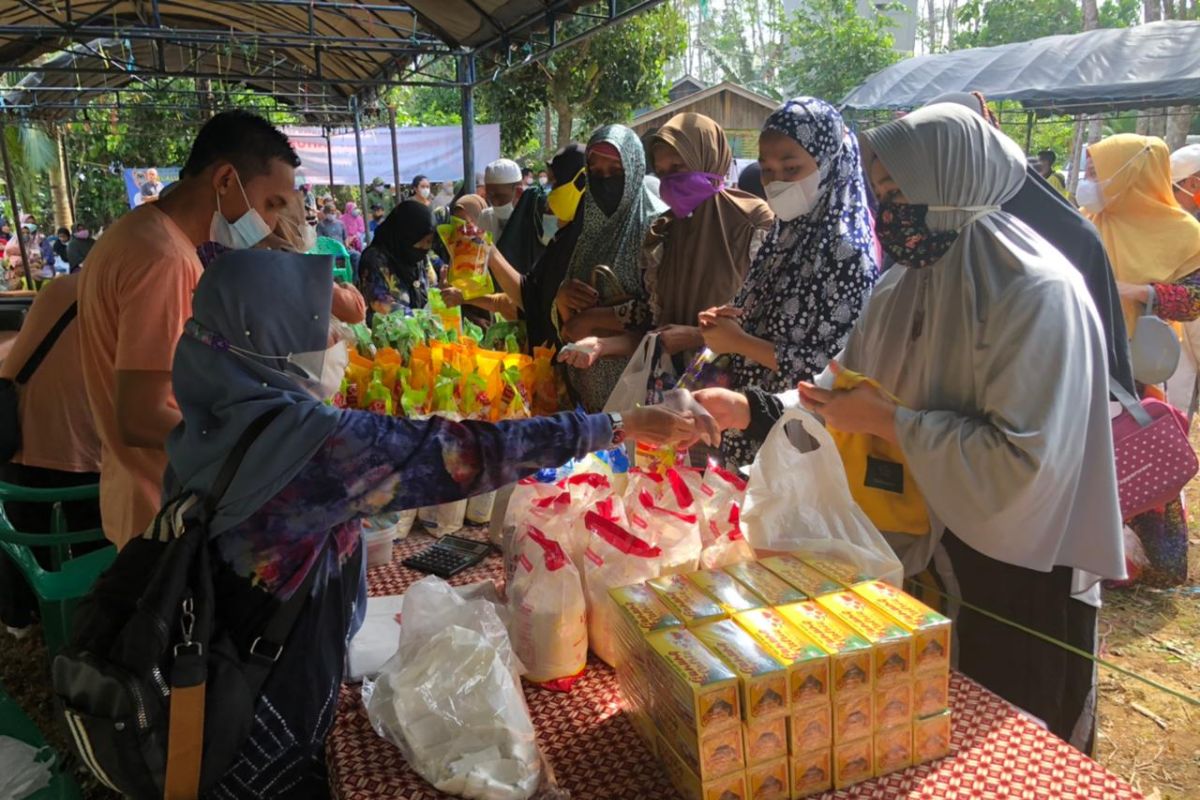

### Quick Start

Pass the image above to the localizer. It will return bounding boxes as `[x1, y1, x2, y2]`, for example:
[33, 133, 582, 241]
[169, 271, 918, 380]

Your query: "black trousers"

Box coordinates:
[0, 462, 101, 628]
[939, 532, 1098, 755]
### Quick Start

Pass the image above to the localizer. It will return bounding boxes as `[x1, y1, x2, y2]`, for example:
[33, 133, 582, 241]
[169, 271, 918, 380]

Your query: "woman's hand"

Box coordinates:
[621, 405, 697, 447]
[555, 279, 599, 322]
[439, 286, 465, 308]
[699, 314, 747, 356]
[797, 373, 899, 444]
[558, 337, 604, 369]
[654, 324, 705, 355]
[693, 388, 751, 432]
[561, 308, 606, 343]
[1116, 281, 1152, 305]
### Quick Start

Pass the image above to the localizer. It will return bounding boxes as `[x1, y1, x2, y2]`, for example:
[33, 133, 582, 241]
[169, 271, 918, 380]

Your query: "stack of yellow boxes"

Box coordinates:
[609, 551, 954, 800]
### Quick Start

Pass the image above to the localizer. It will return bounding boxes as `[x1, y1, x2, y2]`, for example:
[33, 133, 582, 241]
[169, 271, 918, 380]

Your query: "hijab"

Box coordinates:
[168, 250, 342, 536]
[451, 193, 487, 224]
[645, 113, 773, 326]
[359, 200, 436, 310]
[496, 182, 549, 274]
[925, 90, 1134, 394]
[1087, 134, 1200, 332]
[341, 201, 366, 239]
[849, 104, 1123, 583]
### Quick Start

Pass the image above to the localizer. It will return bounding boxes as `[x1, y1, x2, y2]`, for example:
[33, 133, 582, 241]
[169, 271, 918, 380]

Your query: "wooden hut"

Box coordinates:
[629, 80, 779, 159]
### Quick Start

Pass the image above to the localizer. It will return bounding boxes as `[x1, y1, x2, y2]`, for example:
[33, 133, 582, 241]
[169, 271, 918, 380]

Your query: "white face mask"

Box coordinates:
[302, 339, 349, 401]
[764, 170, 822, 221]
[540, 214, 559, 245]
[493, 202, 514, 223]
[211, 171, 272, 250]
[418, 186, 431, 199]
[1076, 179, 1106, 214]
[538, 176, 549, 187]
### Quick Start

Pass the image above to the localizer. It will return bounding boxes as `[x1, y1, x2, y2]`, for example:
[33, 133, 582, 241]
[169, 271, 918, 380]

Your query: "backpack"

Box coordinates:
[51, 408, 327, 799]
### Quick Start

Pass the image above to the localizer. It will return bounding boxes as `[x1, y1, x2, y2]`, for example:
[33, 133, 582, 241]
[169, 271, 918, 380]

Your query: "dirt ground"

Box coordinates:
[2, 502, 1197, 799]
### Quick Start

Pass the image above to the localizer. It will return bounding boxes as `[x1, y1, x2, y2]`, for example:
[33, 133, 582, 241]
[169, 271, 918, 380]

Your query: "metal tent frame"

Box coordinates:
[0, 0, 668, 285]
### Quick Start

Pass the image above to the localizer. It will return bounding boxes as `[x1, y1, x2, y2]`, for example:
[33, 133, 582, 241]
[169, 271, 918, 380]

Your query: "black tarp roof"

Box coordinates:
[841, 20, 1200, 114]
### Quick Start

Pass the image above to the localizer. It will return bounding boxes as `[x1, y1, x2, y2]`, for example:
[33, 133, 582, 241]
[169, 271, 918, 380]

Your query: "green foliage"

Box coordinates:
[1098, 0, 1142, 28]
[954, 0, 1081, 48]
[477, 2, 687, 155]
[776, 0, 903, 104]
[691, 0, 788, 100]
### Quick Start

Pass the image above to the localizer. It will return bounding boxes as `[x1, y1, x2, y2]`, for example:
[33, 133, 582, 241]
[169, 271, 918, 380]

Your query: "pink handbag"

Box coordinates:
[1110, 380, 1198, 520]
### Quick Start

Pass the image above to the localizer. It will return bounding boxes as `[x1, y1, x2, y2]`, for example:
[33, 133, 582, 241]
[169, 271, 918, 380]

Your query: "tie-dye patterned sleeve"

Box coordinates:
[1153, 275, 1200, 322]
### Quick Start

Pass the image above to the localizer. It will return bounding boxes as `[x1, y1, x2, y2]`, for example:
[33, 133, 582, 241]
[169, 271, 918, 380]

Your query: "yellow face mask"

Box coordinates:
[546, 168, 586, 223]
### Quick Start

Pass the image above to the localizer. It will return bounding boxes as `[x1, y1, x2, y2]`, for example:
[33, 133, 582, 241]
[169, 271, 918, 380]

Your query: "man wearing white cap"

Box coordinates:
[477, 158, 522, 241]
[1170, 144, 1200, 218]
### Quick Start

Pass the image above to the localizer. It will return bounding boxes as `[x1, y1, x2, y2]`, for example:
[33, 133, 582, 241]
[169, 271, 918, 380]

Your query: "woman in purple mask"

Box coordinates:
[559, 112, 772, 374]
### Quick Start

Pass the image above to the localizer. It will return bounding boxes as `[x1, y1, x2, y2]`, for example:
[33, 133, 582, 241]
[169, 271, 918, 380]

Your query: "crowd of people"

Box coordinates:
[2, 91, 1198, 798]
[0, 215, 96, 285]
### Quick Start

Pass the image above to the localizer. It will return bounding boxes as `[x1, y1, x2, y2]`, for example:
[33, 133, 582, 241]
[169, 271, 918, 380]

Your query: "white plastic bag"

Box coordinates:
[700, 504, 755, 570]
[419, 499, 467, 536]
[364, 578, 545, 800]
[602, 332, 670, 413]
[505, 492, 572, 592]
[466, 490, 498, 524]
[742, 408, 903, 586]
[509, 526, 588, 688]
[581, 511, 663, 666]
[559, 473, 616, 567]
[701, 463, 747, 529]
[0, 737, 53, 800]
[627, 475, 702, 575]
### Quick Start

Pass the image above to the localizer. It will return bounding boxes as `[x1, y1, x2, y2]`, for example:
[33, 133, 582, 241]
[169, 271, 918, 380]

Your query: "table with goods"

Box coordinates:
[328, 448, 1144, 800]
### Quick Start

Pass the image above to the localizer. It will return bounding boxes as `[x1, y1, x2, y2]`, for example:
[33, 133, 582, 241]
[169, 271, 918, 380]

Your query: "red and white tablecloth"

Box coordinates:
[327, 532, 1143, 800]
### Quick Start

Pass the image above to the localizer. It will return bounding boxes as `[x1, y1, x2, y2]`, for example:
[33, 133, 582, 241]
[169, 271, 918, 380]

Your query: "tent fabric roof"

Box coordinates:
[841, 20, 1200, 114]
[0, 0, 596, 119]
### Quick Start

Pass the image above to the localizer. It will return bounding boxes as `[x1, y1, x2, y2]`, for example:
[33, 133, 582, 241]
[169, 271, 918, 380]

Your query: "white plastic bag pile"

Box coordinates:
[365, 578, 546, 800]
[0, 737, 52, 800]
[508, 526, 588, 688]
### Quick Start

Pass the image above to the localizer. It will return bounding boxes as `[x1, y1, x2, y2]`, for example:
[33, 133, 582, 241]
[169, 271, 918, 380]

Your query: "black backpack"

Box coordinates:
[51, 408, 326, 799]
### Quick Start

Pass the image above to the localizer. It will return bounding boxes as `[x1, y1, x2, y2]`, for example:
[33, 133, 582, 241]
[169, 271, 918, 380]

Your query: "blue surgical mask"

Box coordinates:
[210, 170, 272, 250]
[540, 214, 559, 245]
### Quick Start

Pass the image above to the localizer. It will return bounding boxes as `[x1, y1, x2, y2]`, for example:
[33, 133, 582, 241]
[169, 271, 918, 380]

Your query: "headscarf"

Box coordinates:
[496, 182, 549, 274]
[924, 91, 1134, 393]
[849, 104, 1123, 582]
[731, 97, 877, 394]
[358, 200, 436, 310]
[563, 124, 666, 411]
[450, 194, 486, 223]
[1087, 134, 1200, 332]
[550, 143, 587, 188]
[645, 112, 773, 326]
[168, 250, 342, 536]
[341, 201, 366, 239]
[737, 161, 766, 200]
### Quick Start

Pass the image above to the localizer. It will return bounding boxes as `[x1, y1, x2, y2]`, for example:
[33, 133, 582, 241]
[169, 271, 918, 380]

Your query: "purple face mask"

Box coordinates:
[659, 170, 725, 218]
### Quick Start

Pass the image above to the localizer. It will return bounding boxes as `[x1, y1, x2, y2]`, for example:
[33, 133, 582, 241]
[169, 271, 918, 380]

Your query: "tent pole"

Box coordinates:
[1066, 115, 1086, 200]
[0, 122, 34, 289]
[351, 98, 369, 244]
[460, 54, 476, 193]
[389, 105, 401, 203]
[324, 127, 336, 190]
[1023, 111, 1034, 154]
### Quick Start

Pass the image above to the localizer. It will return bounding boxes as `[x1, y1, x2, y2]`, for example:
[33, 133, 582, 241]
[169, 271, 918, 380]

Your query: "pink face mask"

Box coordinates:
[659, 170, 724, 218]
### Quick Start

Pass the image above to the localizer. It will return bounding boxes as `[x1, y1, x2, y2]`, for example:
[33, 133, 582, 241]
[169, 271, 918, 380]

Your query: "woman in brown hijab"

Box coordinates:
[558, 112, 772, 371]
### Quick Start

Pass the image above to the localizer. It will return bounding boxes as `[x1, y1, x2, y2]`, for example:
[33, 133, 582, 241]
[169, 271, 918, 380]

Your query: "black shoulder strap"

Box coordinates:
[203, 407, 286, 519]
[16, 302, 77, 384]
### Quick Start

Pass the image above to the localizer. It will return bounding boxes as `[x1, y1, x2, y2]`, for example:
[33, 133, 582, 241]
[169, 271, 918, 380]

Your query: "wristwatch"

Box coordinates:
[607, 412, 626, 446]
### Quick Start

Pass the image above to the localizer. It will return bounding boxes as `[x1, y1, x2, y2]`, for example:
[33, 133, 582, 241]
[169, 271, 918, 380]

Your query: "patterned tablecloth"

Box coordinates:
[327, 532, 1143, 800]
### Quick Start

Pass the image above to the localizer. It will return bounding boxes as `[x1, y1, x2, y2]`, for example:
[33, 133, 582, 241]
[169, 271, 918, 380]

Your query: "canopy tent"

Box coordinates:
[841, 20, 1200, 113]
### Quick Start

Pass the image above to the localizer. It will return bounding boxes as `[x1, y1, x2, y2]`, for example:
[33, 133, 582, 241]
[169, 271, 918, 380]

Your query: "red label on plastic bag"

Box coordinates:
[594, 497, 623, 523]
[526, 526, 569, 571]
[584, 511, 661, 558]
[638, 490, 698, 524]
[585, 547, 604, 567]
[566, 473, 611, 490]
[629, 468, 664, 484]
[629, 512, 649, 529]
[709, 464, 748, 492]
[519, 554, 533, 573]
[533, 492, 571, 513]
[665, 468, 696, 509]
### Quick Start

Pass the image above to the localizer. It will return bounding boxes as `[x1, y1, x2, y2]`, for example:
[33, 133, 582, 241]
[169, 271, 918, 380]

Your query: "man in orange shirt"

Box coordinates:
[80, 110, 301, 547]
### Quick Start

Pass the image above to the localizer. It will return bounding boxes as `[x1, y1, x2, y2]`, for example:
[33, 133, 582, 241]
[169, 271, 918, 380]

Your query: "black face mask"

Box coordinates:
[405, 245, 430, 263]
[589, 174, 625, 217]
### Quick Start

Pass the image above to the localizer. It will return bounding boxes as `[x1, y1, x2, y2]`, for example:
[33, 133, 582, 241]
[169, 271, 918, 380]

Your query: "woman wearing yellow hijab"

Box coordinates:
[1080, 134, 1200, 333]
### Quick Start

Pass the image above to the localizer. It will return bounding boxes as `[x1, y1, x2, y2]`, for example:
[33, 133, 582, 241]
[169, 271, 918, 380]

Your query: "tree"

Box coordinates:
[954, 0, 1081, 48]
[776, 0, 903, 104]
[477, 3, 687, 156]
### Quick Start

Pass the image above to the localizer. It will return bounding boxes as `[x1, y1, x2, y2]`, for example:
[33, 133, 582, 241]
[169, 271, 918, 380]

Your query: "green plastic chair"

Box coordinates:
[0, 482, 115, 656]
[309, 236, 354, 283]
[0, 681, 82, 800]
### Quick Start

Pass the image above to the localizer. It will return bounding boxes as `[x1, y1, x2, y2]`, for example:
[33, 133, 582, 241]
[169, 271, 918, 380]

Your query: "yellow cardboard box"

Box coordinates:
[687, 568, 767, 615]
[833, 737, 874, 789]
[852, 580, 951, 674]
[644, 627, 740, 733]
[694, 619, 789, 722]
[797, 552, 877, 588]
[658, 733, 749, 800]
[759, 554, 841, 598]
[650, 573, 728, 628]
[790, 703, 832, 753]
[609, 583, 685, 637]
[775, 602, 872, 697]
[816, 591, 914, 687]
[913, 669, 950, 719]
[790, 748, 832, 798]
[832, 691, 873, 743]
[746, 757, 789, 800]
[744, 716, 788, 766]
[654, 701, 745, 779]
[732, 608, 830, 708]
[874, 682, 913, 731]
[913, 710, 952, 763]
[723, 561, 807, 606]
[874, 726, 913, 776]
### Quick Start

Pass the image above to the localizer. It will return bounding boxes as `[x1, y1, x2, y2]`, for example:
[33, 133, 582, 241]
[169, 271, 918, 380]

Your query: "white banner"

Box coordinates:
[285, 123, 501, 187]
